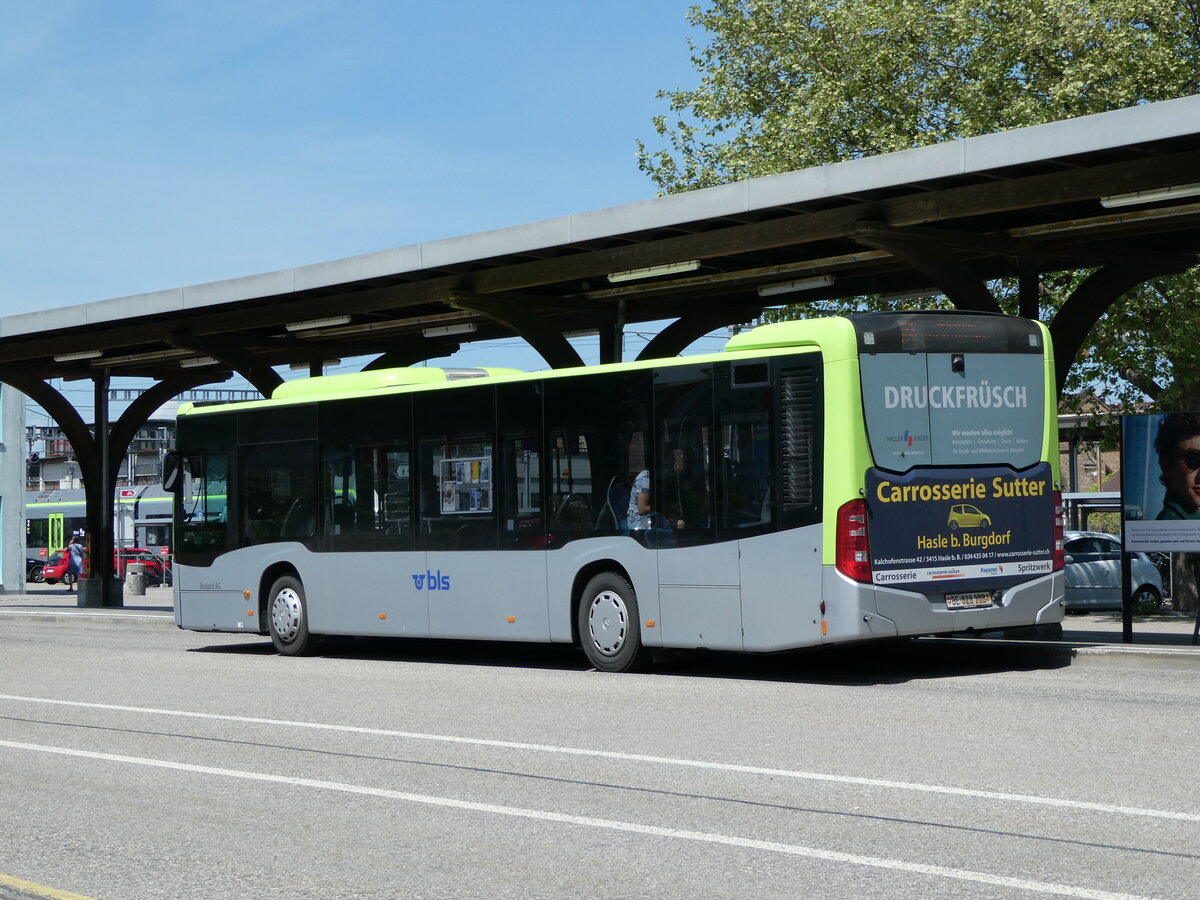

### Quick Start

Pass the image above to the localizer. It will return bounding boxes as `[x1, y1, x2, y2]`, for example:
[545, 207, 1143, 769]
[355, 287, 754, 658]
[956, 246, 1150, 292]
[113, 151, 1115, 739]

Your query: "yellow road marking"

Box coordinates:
[0, 873, 96, 900]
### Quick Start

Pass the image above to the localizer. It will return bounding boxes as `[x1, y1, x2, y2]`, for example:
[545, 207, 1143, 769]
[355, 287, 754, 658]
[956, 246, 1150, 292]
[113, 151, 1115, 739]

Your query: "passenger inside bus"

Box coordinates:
[627, 468, 651, 528]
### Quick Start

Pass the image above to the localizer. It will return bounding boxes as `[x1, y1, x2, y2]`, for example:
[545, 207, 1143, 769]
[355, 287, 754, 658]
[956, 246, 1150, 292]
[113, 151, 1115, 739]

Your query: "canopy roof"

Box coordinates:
[3, 95, 1200, 383]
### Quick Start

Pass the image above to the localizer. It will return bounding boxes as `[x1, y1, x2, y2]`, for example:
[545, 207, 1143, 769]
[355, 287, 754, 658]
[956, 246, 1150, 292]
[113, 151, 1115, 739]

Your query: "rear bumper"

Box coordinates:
[865, 570, 1065, 638]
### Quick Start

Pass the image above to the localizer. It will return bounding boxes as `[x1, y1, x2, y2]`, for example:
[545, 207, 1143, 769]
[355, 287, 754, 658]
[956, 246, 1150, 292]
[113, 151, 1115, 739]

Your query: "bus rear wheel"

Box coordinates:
[268, 575, 315, 656]
[578, 572, 648, 673]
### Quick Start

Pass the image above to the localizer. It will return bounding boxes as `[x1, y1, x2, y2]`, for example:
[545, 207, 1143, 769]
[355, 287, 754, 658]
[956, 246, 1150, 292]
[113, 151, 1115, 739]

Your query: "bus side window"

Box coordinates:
[241, 443, 317, 547]
[544, 369, 652, 546]
[415, 384, 498, 551]
[654, 363, 716, 547]
[380, 449, 411, 538]
[716, 374, 775, 540]
[499, 382, 544, 549]
[324, 443, 412, 551]
[327, 451, 356, 535]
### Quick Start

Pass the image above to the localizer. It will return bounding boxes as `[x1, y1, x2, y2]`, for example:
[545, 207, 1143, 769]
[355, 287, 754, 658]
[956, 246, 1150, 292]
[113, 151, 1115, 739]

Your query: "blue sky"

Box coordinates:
[2, 1, 713, 413]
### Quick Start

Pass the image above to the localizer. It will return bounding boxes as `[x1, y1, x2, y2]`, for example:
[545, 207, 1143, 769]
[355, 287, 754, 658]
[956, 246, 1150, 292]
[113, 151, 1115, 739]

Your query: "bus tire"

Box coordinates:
[578, 572, 648, 673]
[268, 575, 315, 656]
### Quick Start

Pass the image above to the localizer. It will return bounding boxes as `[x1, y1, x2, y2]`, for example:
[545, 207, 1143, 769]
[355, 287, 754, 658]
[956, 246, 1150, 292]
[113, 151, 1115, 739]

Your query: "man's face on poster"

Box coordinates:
[1161, 433, 1200, 512]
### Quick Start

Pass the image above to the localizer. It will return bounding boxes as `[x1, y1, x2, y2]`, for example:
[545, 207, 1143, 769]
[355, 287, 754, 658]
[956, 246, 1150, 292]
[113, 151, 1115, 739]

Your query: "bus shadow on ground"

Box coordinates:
[650, 639, 1072, 685]
[191, 636, 589, 671]
[191, 635, 1071, 684]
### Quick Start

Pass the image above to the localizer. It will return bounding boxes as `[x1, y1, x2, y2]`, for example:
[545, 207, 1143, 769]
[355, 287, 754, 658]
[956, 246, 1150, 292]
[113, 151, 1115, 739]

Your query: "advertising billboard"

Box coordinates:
[1122, 412, 1200, 552]
[865, 462, 1057, 592]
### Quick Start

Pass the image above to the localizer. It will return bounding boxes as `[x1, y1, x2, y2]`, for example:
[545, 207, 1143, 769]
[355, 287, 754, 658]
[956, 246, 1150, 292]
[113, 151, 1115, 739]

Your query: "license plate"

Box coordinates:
[946, 591, 992, 610]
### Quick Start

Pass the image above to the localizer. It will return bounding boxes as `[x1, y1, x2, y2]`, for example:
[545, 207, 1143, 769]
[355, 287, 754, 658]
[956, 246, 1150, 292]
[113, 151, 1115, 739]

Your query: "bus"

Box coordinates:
[26, 487, 174, 558]
[164, 311, 1065, 670]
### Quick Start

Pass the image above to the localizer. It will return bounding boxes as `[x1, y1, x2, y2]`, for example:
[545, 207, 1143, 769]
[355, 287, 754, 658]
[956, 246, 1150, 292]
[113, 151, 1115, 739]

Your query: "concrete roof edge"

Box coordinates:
[7, 96, 1200, 336]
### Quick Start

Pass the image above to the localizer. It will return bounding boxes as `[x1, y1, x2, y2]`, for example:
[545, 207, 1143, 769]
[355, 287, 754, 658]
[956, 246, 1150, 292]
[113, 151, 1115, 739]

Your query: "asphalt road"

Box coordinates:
[0, 619, 1197, 899]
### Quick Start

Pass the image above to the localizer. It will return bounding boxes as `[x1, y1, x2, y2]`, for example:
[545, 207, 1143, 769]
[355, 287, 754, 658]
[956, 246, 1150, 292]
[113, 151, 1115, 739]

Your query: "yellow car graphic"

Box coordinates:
[947, 503, 991, 530]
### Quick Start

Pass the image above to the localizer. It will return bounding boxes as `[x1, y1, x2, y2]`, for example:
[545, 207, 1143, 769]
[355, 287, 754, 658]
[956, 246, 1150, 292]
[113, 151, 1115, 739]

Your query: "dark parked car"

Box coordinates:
[26, 555, 45, 583]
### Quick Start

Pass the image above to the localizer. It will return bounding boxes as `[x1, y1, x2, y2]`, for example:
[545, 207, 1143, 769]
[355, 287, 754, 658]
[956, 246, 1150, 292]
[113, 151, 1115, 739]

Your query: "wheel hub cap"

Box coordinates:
[271, 588, 303, 642]
[587, 590, 628, 656]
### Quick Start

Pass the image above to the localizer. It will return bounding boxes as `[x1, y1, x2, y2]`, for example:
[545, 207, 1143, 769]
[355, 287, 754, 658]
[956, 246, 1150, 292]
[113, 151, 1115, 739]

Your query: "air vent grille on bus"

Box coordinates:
[781, 370, 816, 510]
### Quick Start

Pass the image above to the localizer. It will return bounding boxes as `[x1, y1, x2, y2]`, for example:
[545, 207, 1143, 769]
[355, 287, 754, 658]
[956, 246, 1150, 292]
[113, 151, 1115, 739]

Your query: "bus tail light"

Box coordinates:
[836, 499, 872, 583]
[1052, 490, 1065, 571]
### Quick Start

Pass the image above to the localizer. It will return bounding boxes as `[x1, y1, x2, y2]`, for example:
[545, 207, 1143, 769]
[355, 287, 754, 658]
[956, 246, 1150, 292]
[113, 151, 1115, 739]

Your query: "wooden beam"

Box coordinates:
[105, 375, 223, 486]
[168, 334, 283, 397]
[851, 224, 1001, 313]
[466, 150, 1200, 295]
[449, 294, 585, 369]
[1049, 261, 1193, 395]
[636, 304, 762, 361]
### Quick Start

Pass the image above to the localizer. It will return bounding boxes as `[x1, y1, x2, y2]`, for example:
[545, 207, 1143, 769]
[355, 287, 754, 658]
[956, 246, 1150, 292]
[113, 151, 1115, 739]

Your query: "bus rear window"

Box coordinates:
[858, 351, 1045, 471]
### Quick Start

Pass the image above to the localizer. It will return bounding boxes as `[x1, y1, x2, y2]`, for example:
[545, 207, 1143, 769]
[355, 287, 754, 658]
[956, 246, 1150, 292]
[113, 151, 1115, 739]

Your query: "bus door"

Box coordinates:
[321, 439, 427, 636]
[734, 361, 825, 650]
[48, 514, 65, 554]
[171, 447, 246, 630]
[418, 383, 550, 641]
[653, 364, 744, 652]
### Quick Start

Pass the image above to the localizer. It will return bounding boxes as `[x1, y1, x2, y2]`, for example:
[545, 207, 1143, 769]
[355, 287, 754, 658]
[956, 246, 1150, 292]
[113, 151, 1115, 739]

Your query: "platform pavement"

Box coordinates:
[1, 582, 1197, 666]
[0, 581, 174, 623]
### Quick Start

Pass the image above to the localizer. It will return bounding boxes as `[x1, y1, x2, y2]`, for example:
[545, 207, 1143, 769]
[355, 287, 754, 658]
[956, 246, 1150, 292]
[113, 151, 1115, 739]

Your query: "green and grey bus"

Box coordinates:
[165, 311, 1065, 670]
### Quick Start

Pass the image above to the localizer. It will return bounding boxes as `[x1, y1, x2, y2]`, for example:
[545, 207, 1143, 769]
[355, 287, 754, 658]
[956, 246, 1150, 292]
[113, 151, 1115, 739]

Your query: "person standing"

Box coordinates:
[65, 536, 84, 593]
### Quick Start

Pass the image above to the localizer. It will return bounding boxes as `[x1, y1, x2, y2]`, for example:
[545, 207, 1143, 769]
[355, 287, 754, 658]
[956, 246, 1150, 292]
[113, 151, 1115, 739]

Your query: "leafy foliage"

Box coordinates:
[640, 0, 1200, 408]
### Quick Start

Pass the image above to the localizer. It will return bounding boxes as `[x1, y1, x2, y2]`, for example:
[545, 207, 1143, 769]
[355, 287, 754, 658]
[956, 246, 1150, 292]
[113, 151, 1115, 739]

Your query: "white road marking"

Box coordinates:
[0, 693, 1195, 823]
[0, 738, 1155, 900]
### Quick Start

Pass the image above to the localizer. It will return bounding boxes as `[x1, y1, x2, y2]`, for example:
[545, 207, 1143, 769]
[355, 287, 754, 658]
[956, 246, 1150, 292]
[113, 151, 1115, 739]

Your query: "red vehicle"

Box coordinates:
[42, 548, 88, 586]
[114, 548, 171, 585]
[43, 547, 171, 586]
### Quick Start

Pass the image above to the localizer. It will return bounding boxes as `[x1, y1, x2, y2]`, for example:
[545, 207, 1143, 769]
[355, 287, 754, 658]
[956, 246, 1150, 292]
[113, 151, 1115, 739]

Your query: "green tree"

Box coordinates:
[639, 0, 1200, 409]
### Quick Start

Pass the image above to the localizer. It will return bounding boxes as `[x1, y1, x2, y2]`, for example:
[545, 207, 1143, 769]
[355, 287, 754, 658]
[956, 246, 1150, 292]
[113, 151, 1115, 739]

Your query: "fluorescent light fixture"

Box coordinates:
[53, 350, 102, 362]
[180, 357, 219, 368]
[607, 260, 701, 283]
[756, 275, 835, 298]
[290, 359, 341, 371]
[422, 323, 478, 338]
[101, 349, 194, 366]
[1099, 182, 1200, 209]
[285, 315, 351, 332]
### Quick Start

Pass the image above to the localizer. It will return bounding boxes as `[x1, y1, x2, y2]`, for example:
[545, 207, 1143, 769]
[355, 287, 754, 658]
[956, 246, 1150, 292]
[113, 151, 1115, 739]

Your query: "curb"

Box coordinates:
[1069, 644, 1200, 669]
[894, 636, 1200, 669]
[0, 609, 174, 627]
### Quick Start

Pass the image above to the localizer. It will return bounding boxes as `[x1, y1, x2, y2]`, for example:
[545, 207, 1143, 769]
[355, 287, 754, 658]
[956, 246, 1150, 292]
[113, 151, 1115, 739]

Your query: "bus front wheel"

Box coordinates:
[268, 575, 314, 656]
[578, 572, 648, 673]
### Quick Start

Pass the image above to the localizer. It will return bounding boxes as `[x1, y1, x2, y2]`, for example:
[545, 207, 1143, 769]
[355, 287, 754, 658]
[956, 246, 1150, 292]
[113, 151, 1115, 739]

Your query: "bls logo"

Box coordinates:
[412, 570, 451, 591]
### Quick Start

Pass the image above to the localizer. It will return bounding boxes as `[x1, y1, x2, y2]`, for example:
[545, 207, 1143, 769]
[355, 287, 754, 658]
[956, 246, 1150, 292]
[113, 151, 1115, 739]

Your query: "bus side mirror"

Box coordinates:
[162, 452, 186, 493]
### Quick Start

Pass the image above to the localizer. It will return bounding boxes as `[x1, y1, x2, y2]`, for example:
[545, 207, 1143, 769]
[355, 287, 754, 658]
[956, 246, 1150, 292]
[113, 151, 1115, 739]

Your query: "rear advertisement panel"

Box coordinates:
[866, 463, 1056, 592]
